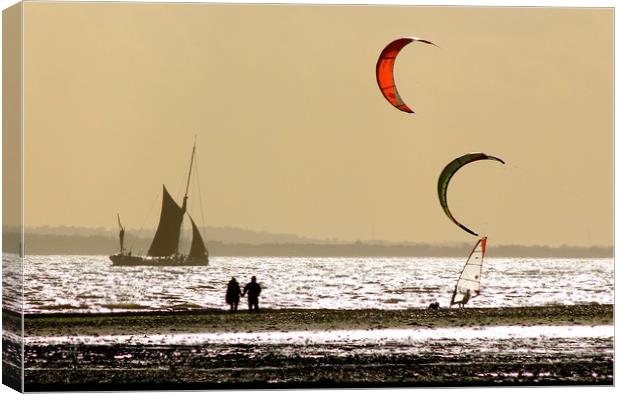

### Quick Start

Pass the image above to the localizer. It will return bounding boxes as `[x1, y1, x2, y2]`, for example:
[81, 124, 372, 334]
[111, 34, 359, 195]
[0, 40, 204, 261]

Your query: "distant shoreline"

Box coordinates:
[3, 232, 613, 258]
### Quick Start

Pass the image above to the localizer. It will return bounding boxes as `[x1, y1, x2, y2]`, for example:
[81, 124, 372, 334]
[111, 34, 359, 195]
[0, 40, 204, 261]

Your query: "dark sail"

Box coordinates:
[188, 217, 208, 258]
[147, 185, 185, 257]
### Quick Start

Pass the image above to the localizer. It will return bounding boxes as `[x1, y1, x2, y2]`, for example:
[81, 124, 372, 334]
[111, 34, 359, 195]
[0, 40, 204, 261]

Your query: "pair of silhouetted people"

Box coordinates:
[226, 276, 262, 312]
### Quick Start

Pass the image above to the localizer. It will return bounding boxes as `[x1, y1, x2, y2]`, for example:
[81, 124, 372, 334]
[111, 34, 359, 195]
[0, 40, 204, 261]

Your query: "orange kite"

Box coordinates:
[375, 37, 437, 113]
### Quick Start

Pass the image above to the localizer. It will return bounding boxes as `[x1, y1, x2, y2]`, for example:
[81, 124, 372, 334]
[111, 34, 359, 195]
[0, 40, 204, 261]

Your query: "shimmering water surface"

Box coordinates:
[26, 325, 614, 347]
[11, 256, 613, 314]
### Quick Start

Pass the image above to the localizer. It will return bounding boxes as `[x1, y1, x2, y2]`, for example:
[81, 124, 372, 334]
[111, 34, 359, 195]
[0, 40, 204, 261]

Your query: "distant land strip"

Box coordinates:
[2, 233, 612, 258]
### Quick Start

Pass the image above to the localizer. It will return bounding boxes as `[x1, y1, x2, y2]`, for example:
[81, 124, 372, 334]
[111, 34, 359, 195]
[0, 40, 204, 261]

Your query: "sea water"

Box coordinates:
[5, 256, 612, 314]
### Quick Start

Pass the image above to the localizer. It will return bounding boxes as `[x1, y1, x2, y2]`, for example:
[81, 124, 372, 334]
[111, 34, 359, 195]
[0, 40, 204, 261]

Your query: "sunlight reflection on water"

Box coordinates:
[25, 325, 614, 348]
[15, 256, 614, 313]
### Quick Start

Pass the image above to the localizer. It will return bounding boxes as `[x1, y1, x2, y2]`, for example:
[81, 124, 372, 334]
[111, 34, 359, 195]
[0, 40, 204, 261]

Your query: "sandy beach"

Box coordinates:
[20, 304, 613, 336]
[3, 304, 613, 390]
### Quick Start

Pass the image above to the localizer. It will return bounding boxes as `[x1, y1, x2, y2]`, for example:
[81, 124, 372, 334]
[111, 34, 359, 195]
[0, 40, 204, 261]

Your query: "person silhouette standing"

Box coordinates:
[460, 289, 471, 308]
[225, 277, 241, 312]
[242, 276, 262, 312]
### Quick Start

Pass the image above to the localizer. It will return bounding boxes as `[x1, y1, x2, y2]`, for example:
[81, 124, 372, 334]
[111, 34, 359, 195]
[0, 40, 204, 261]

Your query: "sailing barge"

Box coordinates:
[109, 144, 208, 266]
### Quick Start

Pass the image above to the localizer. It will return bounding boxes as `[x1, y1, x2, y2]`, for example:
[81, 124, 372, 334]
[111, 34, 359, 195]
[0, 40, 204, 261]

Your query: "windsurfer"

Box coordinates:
[461, 289, 471, 307]
[450, 287, 471, 308]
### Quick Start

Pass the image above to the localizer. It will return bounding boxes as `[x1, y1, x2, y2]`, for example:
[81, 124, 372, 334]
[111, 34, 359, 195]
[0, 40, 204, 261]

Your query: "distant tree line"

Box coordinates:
[2, 232, 612, 258]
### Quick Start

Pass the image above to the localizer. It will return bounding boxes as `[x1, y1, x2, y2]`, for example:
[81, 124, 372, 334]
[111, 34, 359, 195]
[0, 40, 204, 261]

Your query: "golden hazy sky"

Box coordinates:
[22, 3, 612, 246]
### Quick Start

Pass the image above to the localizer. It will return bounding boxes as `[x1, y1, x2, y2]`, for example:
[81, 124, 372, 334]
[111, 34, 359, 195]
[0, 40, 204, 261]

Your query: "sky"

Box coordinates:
[18, 3, 612, 246]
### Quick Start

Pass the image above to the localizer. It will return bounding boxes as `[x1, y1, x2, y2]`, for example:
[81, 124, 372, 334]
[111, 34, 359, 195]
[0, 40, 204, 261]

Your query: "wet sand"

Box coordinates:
[21, 304, 613, 336]
[3, 305, 614, 389]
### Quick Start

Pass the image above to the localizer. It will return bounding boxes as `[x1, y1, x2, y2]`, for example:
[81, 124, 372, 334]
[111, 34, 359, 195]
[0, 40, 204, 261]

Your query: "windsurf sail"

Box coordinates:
[450, 237, 487, 306]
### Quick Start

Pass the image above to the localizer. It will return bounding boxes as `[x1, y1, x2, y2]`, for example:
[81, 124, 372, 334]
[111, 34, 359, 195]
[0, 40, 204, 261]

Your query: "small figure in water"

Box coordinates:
[225, 277, 241, 312]
[242, 276, 262, 312]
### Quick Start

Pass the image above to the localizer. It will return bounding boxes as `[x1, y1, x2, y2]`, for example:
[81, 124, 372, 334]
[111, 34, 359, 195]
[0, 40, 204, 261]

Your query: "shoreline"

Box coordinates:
[8, 304, 613, 337]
